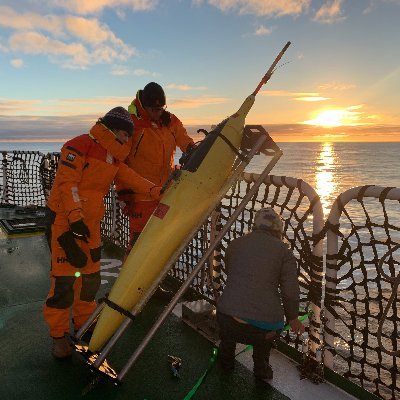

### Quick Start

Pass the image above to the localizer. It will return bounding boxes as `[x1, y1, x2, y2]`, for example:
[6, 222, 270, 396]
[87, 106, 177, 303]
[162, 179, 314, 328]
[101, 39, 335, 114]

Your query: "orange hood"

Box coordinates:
[89, 122, 132, 161]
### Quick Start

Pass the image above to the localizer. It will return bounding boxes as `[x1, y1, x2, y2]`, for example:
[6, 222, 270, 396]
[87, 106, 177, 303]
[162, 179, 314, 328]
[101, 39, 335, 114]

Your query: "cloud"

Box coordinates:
[261, 90, 325, 100]
[0, 96, 133, 117]
[261, 89, 363, 102]
[111, 66, 131, 76]
[9, 31, 92, 69]
[362, 1, 376, 15]
[318, 82, 356, 90]
[260, 89, 331, 101]
[313, 0, 346, 24]
[0, 6, 136, 68]
[260, 90, 294, 97]
[0, 94, 229, 121]
[0, 114, 93, 141]
[0, 114, 209, 142]
[0, 6, 64, 35]
[267, 122, 400, 142]
[0, 98, 42, 114]
[169, 96, 228, 109]
[64, 16, 129, 48]
[57, 96, 131, 106]
[50, 0, 159, 15]
[166, 84, 208, 91]
[10, 58, 24, 68]
[131, 68, 155, 76]
[294, 96, 329, 102]
[361, 0, 400, 15]
[111, 66, 158, 76]
[1, 114, 399, 143]
[254, 25, 273, 36]
[70, 101, 131, 116]
[207, 0, 311, 17]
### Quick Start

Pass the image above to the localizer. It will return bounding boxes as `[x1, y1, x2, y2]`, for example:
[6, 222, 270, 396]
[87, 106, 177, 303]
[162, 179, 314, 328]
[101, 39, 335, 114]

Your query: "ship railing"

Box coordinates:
[0, 150, 48, 206]
[324, 185, 400, 400]
[1, 149, 399, 399]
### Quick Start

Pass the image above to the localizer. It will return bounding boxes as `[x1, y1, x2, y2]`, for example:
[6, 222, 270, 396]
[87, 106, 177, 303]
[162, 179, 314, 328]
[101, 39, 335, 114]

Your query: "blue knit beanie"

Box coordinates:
[102, 107, 133, 136]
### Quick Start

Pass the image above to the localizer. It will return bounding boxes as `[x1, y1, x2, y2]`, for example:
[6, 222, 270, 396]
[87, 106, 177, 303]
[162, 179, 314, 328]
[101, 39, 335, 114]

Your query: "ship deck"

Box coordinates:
[0, 208, 358, 400]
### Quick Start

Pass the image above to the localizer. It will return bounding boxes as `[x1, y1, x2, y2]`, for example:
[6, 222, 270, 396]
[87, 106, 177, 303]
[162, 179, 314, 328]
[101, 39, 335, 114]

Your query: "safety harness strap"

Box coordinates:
[99, 295, 136, 321]
[218, 132, 248, 162]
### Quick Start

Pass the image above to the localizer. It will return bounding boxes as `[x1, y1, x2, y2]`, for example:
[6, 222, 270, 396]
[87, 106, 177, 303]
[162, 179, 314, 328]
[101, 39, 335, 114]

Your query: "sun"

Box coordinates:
[304, 109, 346, 127]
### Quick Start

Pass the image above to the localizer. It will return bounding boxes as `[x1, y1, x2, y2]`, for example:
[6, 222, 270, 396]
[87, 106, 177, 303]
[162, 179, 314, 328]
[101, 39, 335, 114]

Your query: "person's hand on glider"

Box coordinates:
[150, 186, 163, 200]
[289, 318, 305, 335]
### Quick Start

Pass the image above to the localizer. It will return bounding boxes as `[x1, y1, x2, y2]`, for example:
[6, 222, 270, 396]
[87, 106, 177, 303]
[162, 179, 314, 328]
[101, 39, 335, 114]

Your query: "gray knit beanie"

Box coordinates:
[253, 207, 283, 235]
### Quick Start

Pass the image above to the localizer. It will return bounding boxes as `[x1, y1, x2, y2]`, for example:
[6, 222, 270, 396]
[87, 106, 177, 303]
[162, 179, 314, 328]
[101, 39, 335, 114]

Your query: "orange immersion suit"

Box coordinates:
[117, 93, 194, 240]
[44, 122, 159, 338]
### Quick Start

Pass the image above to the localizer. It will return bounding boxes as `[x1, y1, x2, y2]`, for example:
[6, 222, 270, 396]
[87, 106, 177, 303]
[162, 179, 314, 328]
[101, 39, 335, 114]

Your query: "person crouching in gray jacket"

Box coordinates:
[217, 207, 305, 383]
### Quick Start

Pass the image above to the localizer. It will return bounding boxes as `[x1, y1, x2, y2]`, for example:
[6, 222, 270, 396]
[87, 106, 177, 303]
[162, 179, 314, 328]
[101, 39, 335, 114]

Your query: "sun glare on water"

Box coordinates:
[315, 142, 338, 215]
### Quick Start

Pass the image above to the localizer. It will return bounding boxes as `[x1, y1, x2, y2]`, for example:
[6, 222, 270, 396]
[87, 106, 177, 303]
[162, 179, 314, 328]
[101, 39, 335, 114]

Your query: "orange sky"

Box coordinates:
[1, 2, 400, 143]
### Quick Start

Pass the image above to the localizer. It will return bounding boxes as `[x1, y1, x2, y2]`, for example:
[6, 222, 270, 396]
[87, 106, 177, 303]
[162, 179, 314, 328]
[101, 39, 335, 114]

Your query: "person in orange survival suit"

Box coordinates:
[44, 107, 162, 359]
[116, 82, 195, 249]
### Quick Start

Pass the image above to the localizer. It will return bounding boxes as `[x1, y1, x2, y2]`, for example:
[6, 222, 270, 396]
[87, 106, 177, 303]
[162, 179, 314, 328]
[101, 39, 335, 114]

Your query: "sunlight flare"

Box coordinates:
[303, 106, 366, 128]
[305, 109, 346, 127]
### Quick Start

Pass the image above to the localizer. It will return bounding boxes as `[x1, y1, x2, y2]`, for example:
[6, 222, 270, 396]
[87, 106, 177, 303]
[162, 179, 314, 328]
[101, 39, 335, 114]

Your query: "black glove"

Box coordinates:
[70, 219, 90, 242]
[57, 231, 87, 268]
[179, 143, 197, 167]
[117, 190, 134, 205]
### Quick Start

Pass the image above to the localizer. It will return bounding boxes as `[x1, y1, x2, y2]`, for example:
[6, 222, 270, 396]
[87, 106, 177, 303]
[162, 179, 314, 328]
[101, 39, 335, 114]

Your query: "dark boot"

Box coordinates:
[52, 336, 72, 359]
[254, 363, 273, 382]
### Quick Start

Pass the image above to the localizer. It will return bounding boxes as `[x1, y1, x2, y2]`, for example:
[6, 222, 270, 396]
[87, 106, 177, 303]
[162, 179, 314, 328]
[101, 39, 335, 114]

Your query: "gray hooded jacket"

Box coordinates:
[217, 230, 299, 324]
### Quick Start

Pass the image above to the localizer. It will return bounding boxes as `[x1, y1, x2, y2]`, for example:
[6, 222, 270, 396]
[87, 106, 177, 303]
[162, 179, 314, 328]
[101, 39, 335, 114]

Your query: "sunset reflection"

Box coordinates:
[315, 142, 338, 215]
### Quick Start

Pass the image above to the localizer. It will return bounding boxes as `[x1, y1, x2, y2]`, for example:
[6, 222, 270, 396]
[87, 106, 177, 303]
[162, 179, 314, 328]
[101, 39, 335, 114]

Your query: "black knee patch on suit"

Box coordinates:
[90, 246, 102, 263]
[80, 272, 101, 302]
[57, 230, 87, 268]
[46, 276, 75, 309]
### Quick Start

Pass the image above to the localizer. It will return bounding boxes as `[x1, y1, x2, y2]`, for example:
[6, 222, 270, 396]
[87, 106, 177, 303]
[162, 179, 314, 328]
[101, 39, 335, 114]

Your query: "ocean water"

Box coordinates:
[0, 141, 63, 154]
[250, 142, 400, 215]
[2, 141, 399, 214]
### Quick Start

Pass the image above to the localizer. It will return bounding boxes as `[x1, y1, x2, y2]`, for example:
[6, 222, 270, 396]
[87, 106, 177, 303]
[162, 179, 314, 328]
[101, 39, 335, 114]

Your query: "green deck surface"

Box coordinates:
[0, 229, 289, 400]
